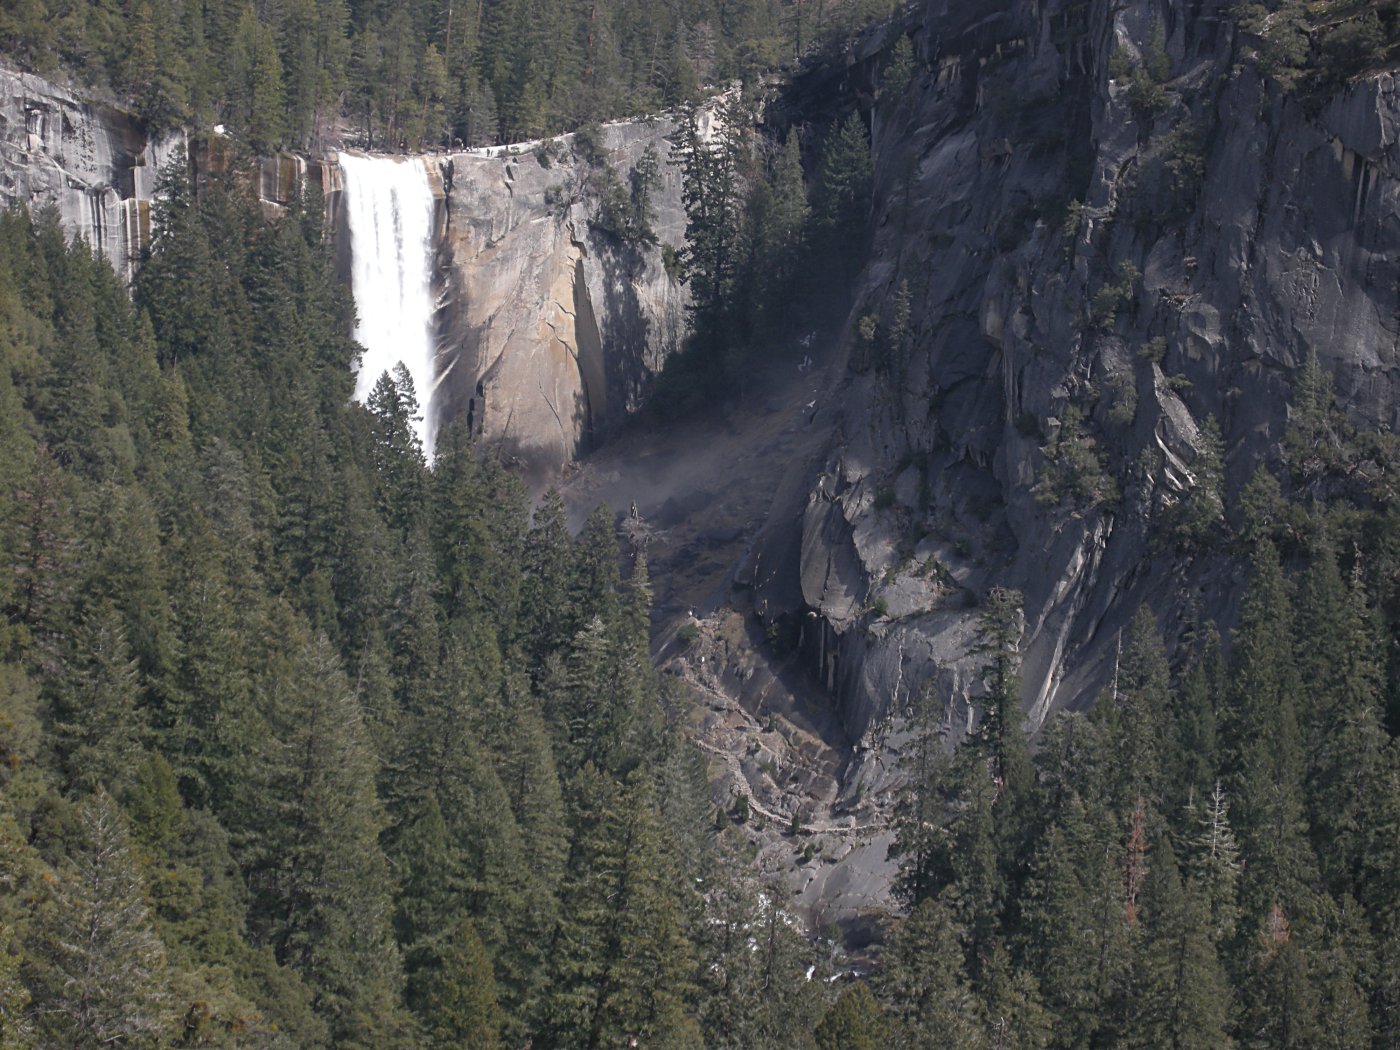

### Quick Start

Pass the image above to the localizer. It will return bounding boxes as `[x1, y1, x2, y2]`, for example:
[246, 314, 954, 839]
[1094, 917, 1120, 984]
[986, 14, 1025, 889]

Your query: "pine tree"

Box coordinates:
[745, 132, 809, 345]
[1297, 534, 1389, 896]
[397, 626, 526, 927]
[230, 7, 287, 151]
[889, 680, 949, 906]
[519, 488, 575, 667]
[544, 767, 699, 1049]
[393, 794, 461, 965]
[695, 835, 765, 1046]
[1108, 608, 1171, 810]
[409, 915, 504, 1050]
[878, 898, 986, 1048]
[1307, 895, 1373, 1050]
[162, 516, 258, 810]
[433, 422, 527, 628]
[1224, 538, 1314, 921]
[1166, 628, 1224, 819]
[810, 111, 871, 269]
[0, 919, 31, 1049]
[881, 33, 917, 104]
[124, 752, 184, 856]
[1132, 841, 1233, 1049]
[246, 629, 410, 1048]
[814, 981, 886, 1050]
[698, 837, 824, 1049]
[280, 0, 322, 144]
[670, 95, 747, 359]
[1240, 905, 1322, 1050]
[1023, 796, 1132, 1049]
[1035, 708, 1113, 820]
[972, 588, 1034, 802]
[0, 666, 43, 819]
[970, 587, 1036, 890]
[365, 364, 429, 537]
[1371, 924, 1400, 1050]
[1236, 465, 1287, 545]
[943, 751, 1006, 959]
[465, 78, 499, 147]
[82, 483, 176, 688]
[1176, 415, 1226, 546]
[978, 941, 1052, 1050]
[50, 601, 146, 795]
[488, 680, 565, 1028]
[387, 524, 442, 700]
[568, 503, 622, 635]
[1284, 350, 1348, 483]
[1185, 781, 1243, 946]
[124, 0, 191, 130]
[25, 789, 173, 1048]
[6, 445, 75, 647]
[0, 360, 37, 656]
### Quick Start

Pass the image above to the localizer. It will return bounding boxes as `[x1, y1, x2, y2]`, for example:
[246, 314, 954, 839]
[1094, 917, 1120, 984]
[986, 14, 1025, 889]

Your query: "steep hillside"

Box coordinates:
[6, 0, 1400, 941]
[547, 0, 1400, 932]
[751, 0, 1400, 755]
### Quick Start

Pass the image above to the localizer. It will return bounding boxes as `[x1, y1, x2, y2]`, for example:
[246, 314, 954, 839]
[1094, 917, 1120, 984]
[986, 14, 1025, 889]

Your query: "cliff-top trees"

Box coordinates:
[0, 0, 931, 156]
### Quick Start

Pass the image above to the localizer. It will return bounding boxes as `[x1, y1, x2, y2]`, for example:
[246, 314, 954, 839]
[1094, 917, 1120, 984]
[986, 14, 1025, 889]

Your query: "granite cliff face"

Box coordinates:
[752, 0, 1400, 781]
[0, 67, 183, 280]
[1, 67, 688, 475]
[429, 123, 689, 478]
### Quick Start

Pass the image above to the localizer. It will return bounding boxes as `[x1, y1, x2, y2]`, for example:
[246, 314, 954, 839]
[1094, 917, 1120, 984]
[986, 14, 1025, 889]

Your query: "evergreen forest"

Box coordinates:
[0, 156, 830, 1048]
[3, 145, 1400, 1047]
[0, 0, 900, 150]
[5, 0, 1400, 1046]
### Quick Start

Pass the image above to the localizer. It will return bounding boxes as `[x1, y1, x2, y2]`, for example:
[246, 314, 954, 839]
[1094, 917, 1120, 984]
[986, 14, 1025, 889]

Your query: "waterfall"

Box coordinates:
[339, 153, 439, 456]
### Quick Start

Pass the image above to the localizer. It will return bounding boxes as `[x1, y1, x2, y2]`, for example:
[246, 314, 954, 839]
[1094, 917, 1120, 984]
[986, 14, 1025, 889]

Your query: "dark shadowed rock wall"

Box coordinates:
[749, 0, 1400, 801]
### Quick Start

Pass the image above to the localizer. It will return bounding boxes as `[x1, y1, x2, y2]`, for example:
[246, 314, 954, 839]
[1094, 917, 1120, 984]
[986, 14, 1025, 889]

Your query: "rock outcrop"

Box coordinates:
[753, 0, 1400, 767]
[430, 122, 688, 479]
[0, 67, 182, 280]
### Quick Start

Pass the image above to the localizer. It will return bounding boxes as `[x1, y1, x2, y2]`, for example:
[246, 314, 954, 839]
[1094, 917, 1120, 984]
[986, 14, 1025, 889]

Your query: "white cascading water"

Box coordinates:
[339, 153, 439, 456]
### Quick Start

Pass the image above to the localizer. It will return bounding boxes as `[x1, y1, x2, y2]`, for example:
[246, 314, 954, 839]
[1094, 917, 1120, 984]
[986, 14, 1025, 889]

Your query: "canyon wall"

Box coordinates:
[751, 0, 1400, 789]
[429, 122, 689, 478]
[0, 67, 182, 281]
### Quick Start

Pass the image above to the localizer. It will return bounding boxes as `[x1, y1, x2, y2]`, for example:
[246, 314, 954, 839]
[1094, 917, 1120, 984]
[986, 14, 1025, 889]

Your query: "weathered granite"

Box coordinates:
[428, 120, 689, 480]
[753, 0, 1400, 766]
[0, 66, 182, 281]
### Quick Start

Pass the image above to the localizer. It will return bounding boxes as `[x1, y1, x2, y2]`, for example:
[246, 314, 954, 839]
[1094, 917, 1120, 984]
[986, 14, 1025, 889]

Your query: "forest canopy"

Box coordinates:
[0, 0, 902, 149]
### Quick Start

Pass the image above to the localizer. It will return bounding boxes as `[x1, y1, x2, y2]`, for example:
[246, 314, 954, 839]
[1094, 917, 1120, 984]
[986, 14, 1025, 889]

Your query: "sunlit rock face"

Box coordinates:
[0, 66, 183, 281]
[1, 63, 689, 476]
[428, 121, 689, 482]
[330, 119, 689, 474]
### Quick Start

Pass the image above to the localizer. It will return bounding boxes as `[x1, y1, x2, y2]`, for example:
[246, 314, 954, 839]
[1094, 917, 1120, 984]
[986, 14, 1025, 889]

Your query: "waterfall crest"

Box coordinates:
[339, 153, 439, 456]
